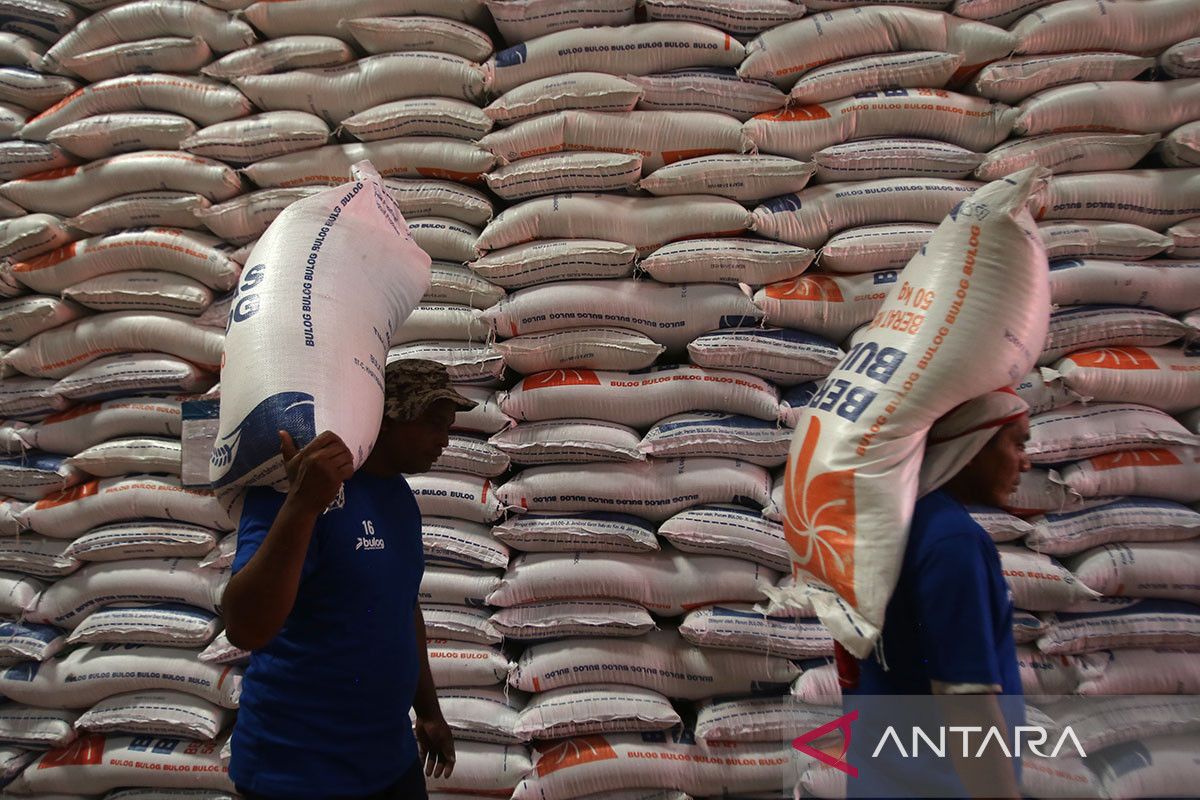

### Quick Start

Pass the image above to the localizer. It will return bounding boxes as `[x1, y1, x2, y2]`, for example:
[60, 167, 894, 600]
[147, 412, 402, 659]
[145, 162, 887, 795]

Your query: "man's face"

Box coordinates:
[976, 415, 1032, 508]
[375, 399, 458, 476]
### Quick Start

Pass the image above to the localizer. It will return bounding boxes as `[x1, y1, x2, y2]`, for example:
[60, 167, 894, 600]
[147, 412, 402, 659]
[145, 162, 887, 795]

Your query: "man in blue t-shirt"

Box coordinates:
[841, 389, 1031, 800]
[222, 360, 476, 800]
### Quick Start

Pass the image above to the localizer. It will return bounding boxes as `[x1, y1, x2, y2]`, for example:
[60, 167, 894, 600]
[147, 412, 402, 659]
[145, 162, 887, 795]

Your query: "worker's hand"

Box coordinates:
[279, 430, 353, 514]
[415, 715, 456, 780]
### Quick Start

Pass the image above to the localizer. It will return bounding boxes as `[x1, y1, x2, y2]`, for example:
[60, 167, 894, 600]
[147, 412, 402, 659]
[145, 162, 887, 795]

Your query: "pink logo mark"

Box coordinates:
[792, 709, 859, 777]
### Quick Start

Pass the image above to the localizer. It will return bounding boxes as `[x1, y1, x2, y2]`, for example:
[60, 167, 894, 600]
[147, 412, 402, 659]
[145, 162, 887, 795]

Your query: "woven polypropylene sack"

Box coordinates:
[212, 162, 429, 494]
[770, 169, 1050, 657]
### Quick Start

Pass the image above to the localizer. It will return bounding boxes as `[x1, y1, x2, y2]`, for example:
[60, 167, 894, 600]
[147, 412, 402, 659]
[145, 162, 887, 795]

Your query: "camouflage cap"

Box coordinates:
[384, 359, 477, 422]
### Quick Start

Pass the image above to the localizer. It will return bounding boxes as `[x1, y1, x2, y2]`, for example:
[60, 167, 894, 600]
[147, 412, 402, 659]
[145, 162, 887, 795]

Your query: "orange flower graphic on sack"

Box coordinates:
[1071, 346, 1158, 370]
[1090, 448, 1182, 472]
[766, 275, 845, 303]
[534, 735, 618, 777]
[523, 369, 601, 390]
[784, 417, 858, 605]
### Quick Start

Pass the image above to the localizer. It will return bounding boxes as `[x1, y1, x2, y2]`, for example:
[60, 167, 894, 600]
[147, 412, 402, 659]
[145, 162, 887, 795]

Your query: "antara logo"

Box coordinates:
[792, 710, 1087, 778]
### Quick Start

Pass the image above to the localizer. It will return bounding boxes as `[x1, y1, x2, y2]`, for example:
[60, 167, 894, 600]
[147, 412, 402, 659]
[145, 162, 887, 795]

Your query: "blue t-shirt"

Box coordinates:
[844, 490, 1024, 798]
[229, 472, 425, 799]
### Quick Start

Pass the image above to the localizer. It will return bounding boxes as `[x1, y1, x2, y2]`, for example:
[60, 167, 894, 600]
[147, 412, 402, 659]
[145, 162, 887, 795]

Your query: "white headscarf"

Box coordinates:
[918, 388, 1030, 497]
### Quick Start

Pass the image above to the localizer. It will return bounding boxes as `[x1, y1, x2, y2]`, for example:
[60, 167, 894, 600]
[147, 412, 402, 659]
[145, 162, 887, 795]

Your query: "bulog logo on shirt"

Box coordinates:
[356, 519, 385, 551]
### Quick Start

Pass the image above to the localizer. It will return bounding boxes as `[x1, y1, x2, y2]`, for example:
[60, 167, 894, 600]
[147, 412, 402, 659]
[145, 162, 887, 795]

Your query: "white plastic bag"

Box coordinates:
[485, 0, 634, 43]
[75, 690, 231, 741]
[492, 512, 658, 553]
[491, 600, 655, 640]
[9, 731, 233, 794]
[1061, 446, 1200, 503]
[0, 213, 75, 262]
[0, 644, 240, 709]
[1163, 121, 1200, 167]
[27, 557, 224, 628]
[41, 0, 255, 69]
[688, 329, 843, 386]
[1161, 37, 1200, 78]
[242, 138, 495, 188]
[509, 629, 799, 699]
[819, 224, 936, 274]
[63, 271, 214, 316]
[513, 684, 677, 741]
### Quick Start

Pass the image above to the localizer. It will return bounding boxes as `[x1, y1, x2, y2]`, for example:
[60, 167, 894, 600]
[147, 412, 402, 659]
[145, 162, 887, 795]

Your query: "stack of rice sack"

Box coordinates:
[0, 403, 240, 797]
[0, 1, 248, 793]
[467, 9, 823, 799]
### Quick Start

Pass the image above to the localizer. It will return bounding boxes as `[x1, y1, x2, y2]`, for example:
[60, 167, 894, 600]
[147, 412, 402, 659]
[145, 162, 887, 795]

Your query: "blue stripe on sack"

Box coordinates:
[211, 391, 316, 488]
[1055, 598, 1200, 621]
[493, 44, 527, 68]
[783, 381, 821, 407]
[1045, 497, 1194, 521]
[0, 621, 61, 644]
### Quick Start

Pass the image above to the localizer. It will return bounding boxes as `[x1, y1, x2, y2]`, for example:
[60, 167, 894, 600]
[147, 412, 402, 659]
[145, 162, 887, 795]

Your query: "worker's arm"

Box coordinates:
[933, 689, 1022, 800]
[413, 605, 456, 779]
[221, 430, 353, 651]
[917, 535, 1022, 800]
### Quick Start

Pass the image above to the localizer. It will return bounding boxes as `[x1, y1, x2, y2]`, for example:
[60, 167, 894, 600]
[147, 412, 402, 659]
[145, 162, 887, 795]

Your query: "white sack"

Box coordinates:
[212, 163, 429, 493]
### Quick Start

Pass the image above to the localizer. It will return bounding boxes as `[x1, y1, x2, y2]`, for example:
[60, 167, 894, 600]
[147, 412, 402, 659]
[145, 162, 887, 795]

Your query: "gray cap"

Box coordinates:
[383, 359, 477, 422]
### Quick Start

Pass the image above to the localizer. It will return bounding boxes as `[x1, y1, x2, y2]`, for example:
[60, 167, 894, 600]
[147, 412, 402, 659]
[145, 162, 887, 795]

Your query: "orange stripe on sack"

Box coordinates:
[12, 242, 78, 273]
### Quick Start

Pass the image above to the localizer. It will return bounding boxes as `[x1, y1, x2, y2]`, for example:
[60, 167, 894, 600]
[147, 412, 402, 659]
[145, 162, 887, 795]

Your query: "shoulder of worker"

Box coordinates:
[909, 489, 989, 554]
